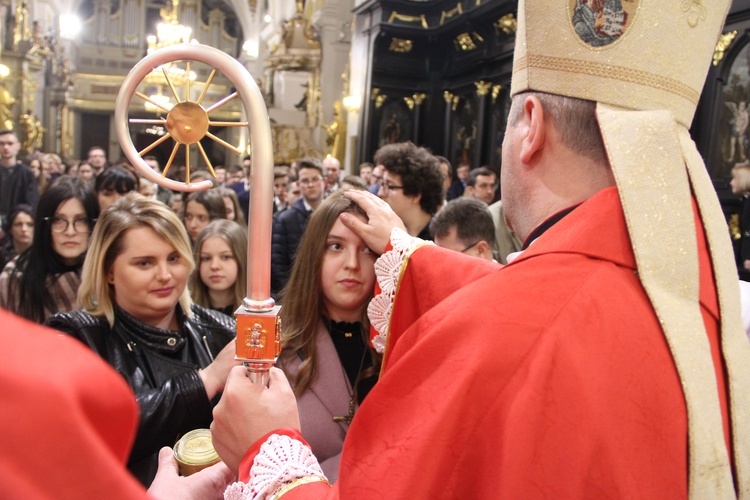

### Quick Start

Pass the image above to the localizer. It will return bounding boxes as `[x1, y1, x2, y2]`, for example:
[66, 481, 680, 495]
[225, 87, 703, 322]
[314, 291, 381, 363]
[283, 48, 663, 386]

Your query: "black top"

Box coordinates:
[327, 319, 377, 404]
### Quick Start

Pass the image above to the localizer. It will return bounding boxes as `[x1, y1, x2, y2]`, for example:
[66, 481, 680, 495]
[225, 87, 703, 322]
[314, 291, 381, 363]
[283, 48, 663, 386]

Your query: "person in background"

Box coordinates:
[168, 193, 184, 217]
[77, 161, 94, 183]
[183, 189, 227, 245]
[0, 130, 38, 234]
[368, 164, 384, 194]
[214, 166, 227, 188]
[95, 165, 138, 212]
[277, 190, 380, 481]
[189, 219, 247, 316]
[45, 194, 238, 486]
[323, 155, 341, 195]
[358, 162, 373, 185]
[340, 175, 367, 191]
[463, 167, 497, 205]
[284, 179, 301, 211]
[271, 158, 325, 295]
[273, 166, 289, 213]
[0, 177, 98, 323]
[143, 156, 174, 205]
[41, 153, 63, 183]
[87, 146, 108, 176]
[139, 177, 156, 199]
[430, 197, 496, 261]
[376, 142, 444, 239]
[0, 203, 33, 268]
[218, 187, 247, 227]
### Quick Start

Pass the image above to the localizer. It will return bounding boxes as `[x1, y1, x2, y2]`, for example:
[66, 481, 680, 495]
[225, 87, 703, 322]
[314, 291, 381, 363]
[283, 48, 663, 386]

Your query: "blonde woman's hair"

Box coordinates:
[78, 192, 195, 326]
[189, 219, 247, 311]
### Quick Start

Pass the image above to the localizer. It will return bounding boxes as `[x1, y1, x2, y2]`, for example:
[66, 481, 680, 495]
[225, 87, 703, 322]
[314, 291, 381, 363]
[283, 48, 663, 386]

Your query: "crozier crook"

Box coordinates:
[114, 43, 280, 384]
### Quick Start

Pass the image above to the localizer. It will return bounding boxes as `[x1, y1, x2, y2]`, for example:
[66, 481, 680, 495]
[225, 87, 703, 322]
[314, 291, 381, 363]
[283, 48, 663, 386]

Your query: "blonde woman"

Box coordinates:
[45, 193, 238, 486]
[190, 219, 247, 315]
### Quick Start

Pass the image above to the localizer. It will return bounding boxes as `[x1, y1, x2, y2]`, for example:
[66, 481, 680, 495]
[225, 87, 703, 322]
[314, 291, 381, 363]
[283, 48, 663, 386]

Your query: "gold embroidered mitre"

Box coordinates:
[511, 1, 750, 498]
[511, 0, 727, 127]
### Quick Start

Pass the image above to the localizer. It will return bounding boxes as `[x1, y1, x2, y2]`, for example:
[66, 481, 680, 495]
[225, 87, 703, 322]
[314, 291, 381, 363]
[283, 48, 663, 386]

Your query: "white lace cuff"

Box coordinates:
[368, 227, 433, 353]
[223, 434, 328, 500]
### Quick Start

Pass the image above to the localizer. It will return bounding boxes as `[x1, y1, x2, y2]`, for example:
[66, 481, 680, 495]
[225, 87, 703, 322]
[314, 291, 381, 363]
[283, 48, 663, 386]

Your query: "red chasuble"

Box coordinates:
[0, 309, 146, 499]
[251, 187, 729, 499]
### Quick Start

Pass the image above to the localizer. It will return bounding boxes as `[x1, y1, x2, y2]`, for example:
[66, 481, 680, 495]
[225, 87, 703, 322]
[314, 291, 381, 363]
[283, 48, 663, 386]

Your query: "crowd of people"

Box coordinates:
[3, 0, 750, 497]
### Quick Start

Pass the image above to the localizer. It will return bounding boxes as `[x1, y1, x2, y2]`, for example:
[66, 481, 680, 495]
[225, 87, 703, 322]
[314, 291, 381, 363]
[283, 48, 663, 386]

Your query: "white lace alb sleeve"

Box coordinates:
[367, 227, 433, 353]
[223, 434, 329, 500]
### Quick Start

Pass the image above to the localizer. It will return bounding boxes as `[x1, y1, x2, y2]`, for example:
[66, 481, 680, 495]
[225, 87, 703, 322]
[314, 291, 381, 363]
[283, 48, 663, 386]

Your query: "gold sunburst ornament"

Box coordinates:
[129, 61, 248, 184]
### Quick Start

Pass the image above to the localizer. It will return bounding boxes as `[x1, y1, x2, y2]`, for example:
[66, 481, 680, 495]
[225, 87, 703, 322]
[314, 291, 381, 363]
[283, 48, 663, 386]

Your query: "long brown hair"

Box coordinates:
[279, 189, 380, 395]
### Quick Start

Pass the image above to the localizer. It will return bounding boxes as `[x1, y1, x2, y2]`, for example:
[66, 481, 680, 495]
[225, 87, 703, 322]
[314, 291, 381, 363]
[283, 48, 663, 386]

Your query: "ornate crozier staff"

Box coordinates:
[114, 43, 280, 385]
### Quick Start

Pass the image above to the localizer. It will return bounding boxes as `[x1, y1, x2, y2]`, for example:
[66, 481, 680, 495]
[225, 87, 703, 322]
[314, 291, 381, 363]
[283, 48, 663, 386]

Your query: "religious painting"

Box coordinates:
[714, 37, 750, 180]
[377, 99, 412, 147]
[568, 0, 639, 48]
[451, 94, 477, 167]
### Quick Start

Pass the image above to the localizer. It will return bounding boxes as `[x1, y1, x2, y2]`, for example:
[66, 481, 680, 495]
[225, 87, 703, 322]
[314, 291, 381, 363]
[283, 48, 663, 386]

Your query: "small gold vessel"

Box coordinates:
[173, 429, 221, 476]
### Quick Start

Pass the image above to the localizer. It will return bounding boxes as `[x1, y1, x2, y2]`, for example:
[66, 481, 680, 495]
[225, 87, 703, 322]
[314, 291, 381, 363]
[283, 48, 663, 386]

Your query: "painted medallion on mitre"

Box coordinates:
[569, 0, 639, 47]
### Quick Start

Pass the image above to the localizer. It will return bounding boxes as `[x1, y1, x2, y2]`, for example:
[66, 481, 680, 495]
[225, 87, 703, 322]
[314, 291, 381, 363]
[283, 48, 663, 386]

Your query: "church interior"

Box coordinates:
[1, 0, 750, 211]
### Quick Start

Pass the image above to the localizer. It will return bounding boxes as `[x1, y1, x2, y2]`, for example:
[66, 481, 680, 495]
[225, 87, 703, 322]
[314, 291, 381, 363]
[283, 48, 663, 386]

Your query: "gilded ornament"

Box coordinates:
[443, 91, 454, 104]
[403, 97, 415, 111]
[440, 4, 463, 26]
[413, 93, 427, 105]
[374, 94, 388, 109]
[371, 88, 381, 100]
[491, 84, 503, 103]
[388, 12, 429, 29]
[475, 81, 492, 96]
[389, 38, 413, 53]
[713, 30, 737, 66]
[455, 33, 477, 51]
[451, 95, 460, 111]
[494, 14, 517, 35]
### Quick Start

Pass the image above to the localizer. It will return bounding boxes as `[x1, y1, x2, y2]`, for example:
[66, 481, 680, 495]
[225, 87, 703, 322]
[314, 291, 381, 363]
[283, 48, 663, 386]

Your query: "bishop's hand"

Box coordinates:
[210, 367, 300, 473]
[342, 189, 405, 255]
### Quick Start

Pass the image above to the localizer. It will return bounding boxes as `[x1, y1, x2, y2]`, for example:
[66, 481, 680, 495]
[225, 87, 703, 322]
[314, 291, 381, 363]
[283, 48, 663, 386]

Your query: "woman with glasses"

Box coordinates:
[46, 193, 237, 486]
[0, 176, 98, 323]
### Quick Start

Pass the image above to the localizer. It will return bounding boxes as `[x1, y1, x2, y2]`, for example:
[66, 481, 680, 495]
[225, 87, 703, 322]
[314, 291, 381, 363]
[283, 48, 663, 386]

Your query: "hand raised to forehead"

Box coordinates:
[341, 189, 406, 255]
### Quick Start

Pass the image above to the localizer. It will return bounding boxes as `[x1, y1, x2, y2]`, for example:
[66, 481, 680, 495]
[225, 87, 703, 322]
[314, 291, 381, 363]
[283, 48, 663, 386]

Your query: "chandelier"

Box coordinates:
[143, 0, 197, 111]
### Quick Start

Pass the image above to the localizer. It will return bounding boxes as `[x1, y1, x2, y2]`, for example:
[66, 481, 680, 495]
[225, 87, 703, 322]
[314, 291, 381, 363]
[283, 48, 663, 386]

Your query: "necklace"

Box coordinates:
[330, 321, 370, 425]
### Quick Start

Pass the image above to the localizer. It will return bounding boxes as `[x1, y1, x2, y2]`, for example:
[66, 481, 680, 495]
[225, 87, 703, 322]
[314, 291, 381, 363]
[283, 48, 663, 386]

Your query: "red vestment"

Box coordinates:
[246, 187, 728, 499]
[0, 309, 146, 499]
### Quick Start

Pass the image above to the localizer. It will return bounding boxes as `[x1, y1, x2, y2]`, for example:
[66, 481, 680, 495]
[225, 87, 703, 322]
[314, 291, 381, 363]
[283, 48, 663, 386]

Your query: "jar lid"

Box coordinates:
[173, 428, 220, 466]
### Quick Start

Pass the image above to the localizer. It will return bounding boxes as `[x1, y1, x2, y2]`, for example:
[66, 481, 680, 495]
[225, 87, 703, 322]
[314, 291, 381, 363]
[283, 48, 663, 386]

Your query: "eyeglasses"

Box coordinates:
[45, 216, 94, 233]
[380, 183, 404, 194]
[460, 241, 480, 254]
[299, 177, 323, 186]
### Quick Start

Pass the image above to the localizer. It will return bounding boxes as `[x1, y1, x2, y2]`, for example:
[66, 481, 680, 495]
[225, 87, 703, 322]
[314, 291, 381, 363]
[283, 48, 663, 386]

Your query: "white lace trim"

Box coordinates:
[223, 434, 326, 500]
[368, 227, 432, 354]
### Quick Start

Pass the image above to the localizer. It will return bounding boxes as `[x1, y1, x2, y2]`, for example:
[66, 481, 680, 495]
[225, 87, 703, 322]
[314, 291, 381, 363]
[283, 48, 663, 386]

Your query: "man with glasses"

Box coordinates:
[271, 158, 325, 295]
[0, 130, 38, 238]
[376, 142, 443, 239]
[430, 198, 495, 261]
[86, 146, 108, 176]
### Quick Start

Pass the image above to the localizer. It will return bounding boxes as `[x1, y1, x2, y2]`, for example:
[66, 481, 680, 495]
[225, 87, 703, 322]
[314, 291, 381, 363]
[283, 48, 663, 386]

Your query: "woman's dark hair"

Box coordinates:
[94, 166, 138, 194]
[184, 189, 227, 221]
[2, 203, 34, 234]
[10, 176, 99, 323]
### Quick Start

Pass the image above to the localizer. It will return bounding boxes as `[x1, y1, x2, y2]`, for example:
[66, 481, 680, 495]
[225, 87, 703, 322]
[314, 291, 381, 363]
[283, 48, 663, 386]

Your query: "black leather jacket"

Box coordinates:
[46, 304, 235, 486]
